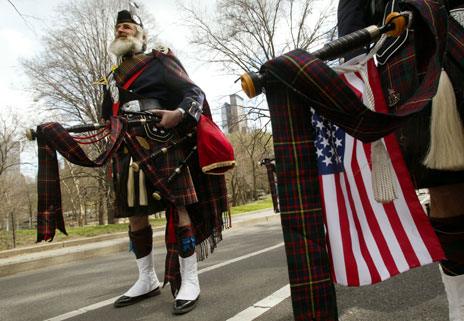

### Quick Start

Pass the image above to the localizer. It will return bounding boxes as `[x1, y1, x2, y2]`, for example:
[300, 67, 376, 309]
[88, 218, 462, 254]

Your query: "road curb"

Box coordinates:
[0, 225, 166, 259]
[0, 210, 279, 278]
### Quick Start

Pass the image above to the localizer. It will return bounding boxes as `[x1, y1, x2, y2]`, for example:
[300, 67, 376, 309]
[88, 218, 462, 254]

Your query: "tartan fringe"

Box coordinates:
[162, 210, 229, 297]
[196, 210, 230, 261]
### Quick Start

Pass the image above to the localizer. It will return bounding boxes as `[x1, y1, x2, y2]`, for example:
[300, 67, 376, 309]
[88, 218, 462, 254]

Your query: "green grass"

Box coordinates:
[0, 217, 166, 251]
[0, 196, 273, 251]
[230, 196, 273, 215]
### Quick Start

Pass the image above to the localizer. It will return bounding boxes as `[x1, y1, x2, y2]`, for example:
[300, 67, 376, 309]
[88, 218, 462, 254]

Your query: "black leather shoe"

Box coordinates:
[113, 287, 160, 308]
[172, 296, 200, 315]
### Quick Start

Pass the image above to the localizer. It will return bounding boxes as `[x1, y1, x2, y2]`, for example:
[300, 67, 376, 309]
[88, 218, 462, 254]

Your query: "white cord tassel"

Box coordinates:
[371, 139, 398, 202]
[334, 52, 398, 203]
[361, 69, 397, 203]
[127, 158, 135, 207]
[139, 169, 148, 206]
[423, 69, 464, 170]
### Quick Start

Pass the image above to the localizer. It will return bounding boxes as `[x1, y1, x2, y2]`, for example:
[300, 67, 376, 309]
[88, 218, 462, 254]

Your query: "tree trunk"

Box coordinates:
[101, 178, 114, 224]
[10, 211, 16, 248]
[28, 202, 33, 229]
[106, 198, 113, 224]
[98, 198, 104, 225]
[251, 159, 257, 200]
[83, 201, 88, 225]
[79, 202, 86, 227]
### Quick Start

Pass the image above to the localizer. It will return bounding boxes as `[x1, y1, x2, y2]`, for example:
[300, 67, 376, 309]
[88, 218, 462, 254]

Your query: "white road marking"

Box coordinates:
[43, 242, 285, 321]
[226, 284, 290, 321]
[198, 242, 284, 274]
[44, 298, 117, 321]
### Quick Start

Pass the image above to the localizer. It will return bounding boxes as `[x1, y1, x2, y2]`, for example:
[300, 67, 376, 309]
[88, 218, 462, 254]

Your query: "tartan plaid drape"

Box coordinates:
[36, 117, 175, 242]
[267, 85, 338, 320]
[36, 117, 126, 242]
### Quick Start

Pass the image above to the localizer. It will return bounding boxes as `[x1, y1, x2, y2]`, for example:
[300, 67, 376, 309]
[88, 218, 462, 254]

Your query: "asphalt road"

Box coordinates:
[0, 216, 449, 321]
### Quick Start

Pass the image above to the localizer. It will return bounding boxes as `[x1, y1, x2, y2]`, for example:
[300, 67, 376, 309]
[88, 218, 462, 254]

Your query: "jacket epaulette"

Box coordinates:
[153, 44, 170, 55]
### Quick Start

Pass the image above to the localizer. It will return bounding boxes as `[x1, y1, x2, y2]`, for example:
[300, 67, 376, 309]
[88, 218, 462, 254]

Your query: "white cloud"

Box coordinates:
[0, 28, 36, 63]
[0, 28, 36, 117]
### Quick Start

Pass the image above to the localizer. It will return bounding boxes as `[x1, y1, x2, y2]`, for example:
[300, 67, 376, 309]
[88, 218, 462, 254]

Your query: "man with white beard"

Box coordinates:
[101, 8, 230, 315]
[109, 16, 146, 58]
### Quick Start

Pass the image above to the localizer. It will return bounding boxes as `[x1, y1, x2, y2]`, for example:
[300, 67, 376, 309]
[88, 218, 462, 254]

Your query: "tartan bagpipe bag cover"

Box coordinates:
[196, 114, 235, 175]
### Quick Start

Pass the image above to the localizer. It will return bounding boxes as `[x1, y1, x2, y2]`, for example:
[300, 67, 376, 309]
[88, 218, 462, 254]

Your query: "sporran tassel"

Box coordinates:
[423, 69, 464, 170]
[139, 169, 148, 206]
[127, 157, 135, 207]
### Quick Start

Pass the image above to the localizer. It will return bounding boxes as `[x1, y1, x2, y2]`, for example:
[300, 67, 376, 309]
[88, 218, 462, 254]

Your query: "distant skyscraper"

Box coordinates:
[221, 94, 248, 134]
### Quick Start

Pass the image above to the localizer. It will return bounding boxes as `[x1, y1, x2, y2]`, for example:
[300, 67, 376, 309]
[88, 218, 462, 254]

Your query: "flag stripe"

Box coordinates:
[320, 175, 347, 285]
[385, 134, 439, 264]
[349, 139, 399, 280]
[345, 141, 382, 284]
[356, 141, 411, 273]
[335, 174, 360, 285]
[344, 71, 402, 280]
[348, 69, 420, 273]
[339, 136, 370, 286]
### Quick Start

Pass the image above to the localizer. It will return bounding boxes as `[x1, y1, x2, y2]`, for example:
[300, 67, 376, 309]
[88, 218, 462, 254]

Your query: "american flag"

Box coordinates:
[312, 59, 444, 286]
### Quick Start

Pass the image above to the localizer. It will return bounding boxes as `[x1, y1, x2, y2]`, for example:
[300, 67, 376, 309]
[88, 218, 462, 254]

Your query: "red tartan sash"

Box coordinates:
[448, 15, 464, 71]
[112, 65, 149, 116]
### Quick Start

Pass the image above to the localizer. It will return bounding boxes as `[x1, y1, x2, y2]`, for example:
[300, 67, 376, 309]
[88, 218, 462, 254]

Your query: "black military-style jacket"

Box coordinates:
[101, 48, 203, 123]
[338, 0, 464, 38]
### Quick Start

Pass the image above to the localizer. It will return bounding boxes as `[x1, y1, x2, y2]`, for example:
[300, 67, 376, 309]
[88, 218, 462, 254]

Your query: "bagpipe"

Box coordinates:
[28, 108, 234, 242]
[27, 110, 234, 202]
[26, 111, 159, 141]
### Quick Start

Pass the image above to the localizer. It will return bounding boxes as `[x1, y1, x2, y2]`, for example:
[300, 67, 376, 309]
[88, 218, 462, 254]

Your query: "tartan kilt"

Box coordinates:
[113, 123, 198, 218]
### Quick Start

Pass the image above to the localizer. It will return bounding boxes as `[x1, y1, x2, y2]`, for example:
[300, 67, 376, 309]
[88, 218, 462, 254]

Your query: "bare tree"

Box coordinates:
[0, 112, 22, 178]
[21, 0, 156, 225]
[0, 108, 39, 248]
[183, 0, 336, 74]
[227, 128, 273, 205]
[0, 172, 34, 249]
[183, 0, 336, 126]
[184, 0, 336, 201]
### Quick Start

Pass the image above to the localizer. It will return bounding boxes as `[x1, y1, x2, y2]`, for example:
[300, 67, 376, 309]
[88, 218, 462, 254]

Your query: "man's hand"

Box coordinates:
[149, 109, 183, 129]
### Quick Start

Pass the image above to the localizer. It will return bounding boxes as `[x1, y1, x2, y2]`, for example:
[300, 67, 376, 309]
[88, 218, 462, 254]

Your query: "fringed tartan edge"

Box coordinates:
[197, 210, 231, 261]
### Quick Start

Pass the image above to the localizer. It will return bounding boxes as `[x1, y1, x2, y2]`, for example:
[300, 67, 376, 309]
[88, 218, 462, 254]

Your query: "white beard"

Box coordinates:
[109, 35, 144, 57]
